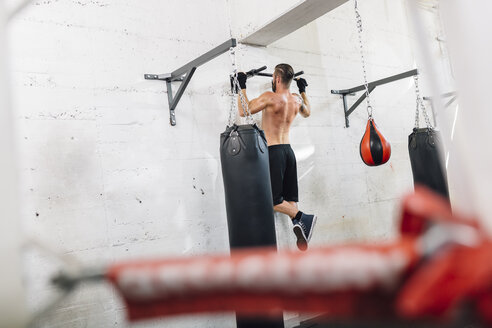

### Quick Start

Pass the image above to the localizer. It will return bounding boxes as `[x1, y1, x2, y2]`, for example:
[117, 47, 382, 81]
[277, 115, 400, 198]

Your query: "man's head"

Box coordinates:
[272, 63, 294, 92]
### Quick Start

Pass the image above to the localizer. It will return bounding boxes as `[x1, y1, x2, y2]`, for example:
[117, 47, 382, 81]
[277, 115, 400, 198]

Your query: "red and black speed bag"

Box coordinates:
[360, 119, 391, 166]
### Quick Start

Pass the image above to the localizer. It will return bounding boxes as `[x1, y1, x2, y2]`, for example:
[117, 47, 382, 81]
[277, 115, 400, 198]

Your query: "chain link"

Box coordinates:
[229, 47, 254, 126]
[413, 75, 433, 130]
[354, 0, 373, 118]
[228, 48, 238, 126]
[414, 77, 420, 128]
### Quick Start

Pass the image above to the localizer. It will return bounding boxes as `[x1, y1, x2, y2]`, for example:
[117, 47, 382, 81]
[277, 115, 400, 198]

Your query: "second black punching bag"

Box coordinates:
[220, 123, 284, 328]
[409, 75, 449, 201]
[408, 128, 450, 200]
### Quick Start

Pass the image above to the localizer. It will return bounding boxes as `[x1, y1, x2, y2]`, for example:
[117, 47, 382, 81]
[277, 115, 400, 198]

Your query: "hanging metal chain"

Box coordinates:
[413, 75, 433, 129]
[228, 48, 238, 126]
[413, 77, 420, 128]
[354, 0, 373, 119]
[229, 47, 254, 126]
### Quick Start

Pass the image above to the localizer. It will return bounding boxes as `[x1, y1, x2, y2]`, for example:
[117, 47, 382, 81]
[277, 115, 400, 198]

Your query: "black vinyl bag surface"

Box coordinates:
[408, 128, 449, 200]
[220, 124, 277, 248]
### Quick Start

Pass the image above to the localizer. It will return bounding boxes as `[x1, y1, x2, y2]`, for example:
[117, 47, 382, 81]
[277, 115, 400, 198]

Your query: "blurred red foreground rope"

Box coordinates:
[107, 187, 492, 325]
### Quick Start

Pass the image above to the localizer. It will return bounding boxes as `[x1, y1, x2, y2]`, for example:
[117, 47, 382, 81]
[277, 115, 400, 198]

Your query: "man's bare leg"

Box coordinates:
[288, 201, 298, 210]
[273, 201, 299, 219]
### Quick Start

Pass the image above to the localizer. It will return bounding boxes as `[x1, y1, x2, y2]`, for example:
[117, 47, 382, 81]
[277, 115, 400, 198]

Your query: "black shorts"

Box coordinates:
[268, 144, 298, 206]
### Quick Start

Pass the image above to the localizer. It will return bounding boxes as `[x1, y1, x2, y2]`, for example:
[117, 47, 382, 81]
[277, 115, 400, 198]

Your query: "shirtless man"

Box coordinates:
[236, 63, 317, 251]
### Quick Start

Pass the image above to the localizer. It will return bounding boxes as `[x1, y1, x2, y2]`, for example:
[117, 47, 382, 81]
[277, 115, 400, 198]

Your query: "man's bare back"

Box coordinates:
[237, 83, 310, 146]
[259, 91, 301, 145]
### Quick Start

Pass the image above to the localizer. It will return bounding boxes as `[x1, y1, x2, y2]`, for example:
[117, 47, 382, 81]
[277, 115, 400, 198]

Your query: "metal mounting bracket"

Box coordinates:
[423, 91, 458, 125]
[145, 38, 237, 126]
[423, 91, 458, 109]
[331, 69, 419, 127]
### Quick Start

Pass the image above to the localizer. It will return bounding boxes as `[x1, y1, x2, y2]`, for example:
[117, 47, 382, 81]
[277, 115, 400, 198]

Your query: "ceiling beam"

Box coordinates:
[241, 0, 349, 46]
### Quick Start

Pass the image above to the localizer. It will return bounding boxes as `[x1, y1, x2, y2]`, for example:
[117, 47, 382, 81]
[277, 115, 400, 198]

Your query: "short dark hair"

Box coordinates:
[274, 63, 294, 87]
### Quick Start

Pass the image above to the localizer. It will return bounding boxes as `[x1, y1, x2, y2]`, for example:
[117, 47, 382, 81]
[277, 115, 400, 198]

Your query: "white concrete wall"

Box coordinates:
[7, 0, 445, 327]
[0, 2, 28, 327]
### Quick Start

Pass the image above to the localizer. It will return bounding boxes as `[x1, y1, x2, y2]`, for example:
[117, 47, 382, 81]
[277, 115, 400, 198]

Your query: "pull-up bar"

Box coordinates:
[230, 66, 305, 92]
[331, 69, 419, 127]
[244, 66, 304, 79]
[145, 38, 237, 126]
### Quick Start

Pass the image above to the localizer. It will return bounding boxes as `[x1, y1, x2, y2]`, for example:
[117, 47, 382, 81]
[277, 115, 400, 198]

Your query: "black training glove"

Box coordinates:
[296, 78, 308, 93]
[230, 72, 248, 93]
[237, 72, 247, 90]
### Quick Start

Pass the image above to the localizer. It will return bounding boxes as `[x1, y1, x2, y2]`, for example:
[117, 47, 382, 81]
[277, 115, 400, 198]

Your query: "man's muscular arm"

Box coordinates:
[295, 78, 311, 118]
[298, 92, 311, 118]
[238, 90, 274, 116]
[235, 72, 273, 117]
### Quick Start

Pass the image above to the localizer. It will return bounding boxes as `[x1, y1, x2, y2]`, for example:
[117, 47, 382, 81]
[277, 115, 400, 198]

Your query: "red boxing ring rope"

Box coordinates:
[103, 187, 492, 326]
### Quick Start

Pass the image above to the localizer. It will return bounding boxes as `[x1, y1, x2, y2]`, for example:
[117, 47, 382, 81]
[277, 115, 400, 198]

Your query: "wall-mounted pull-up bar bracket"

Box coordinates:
[144, 73, 184, 82]
[144, 38, 237, 126]
[331, 69, 419, 127]
[423, 91, 458, 109]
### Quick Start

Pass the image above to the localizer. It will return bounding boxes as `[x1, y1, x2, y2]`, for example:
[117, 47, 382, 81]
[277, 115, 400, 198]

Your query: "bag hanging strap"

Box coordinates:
[228, 47, 254, 126]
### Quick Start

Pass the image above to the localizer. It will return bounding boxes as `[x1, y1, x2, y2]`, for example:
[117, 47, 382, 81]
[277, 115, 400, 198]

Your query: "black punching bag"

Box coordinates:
[220, 124, 284, 328]
[220, 124, 277, 248]
[408, 128, 449, 200]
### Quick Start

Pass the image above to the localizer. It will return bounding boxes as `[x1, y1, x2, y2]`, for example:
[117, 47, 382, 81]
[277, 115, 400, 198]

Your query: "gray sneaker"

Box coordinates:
[293, 213, 317, 251]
